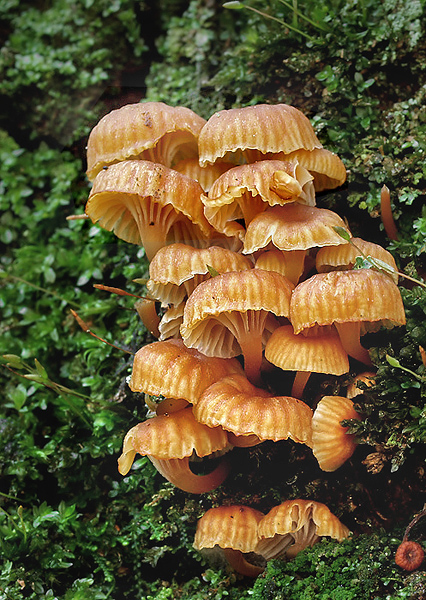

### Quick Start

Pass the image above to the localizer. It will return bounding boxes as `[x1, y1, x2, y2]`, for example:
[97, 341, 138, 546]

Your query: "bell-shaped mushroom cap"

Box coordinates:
[128, 338, 244, 404]
[193, 505, 266, 577]
[85, 160, 213, 261]
[180, 269, 295, 385]
[316, 237, 399, 283]
[283, 148, 347, 192]
[174, 157, 233, 192]
[201, 160, 315, 241]
[198, 104, 323, 167]
[242, 203, 351, 255]
[118, 408, 231, 493]
[86, 101, 206, 180]
[147, 243, 253, 306]
[193, 373, 313, 447]
[311, 395, 361, 471]
[264, 325, 349, 398]
[256, 499, 350, 560]
[290, 269, 406, 365]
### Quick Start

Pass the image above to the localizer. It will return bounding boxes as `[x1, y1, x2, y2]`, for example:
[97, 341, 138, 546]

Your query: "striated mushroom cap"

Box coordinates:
[129, 338, 244, 404]
[198, 104, 323, 167]
[173, 157, 233, 192]
[85, 160, 213, 260]
[194, 505, 266, 577]
[147, 243, 253, 306]
[243, 203, 351, 255]
[86, 101, 206, 180]
[283, 147, 347, 192]
[118, 408, 231, 493]
[256, 499, 350, 560]
[290, 269, 406, 365]
[311, 395, 361, 472]
[254, 249, 306, 286]
[193, 373, 313, 447]
[180, 269, 294, 384]
[201, 160, 315, 241]
[315, 237, 399, 283]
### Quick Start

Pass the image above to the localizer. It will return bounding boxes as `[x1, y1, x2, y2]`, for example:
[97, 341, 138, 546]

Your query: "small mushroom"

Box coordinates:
[180, 269, 295, 386]
[86, 101, 206, 180]
[290, 269, 406, 365]
[129, 338, 244, 409]
[193, 505, 266, 577]
[201, 160, 315, 240]
[198, 104, 323, 167]
[256, 499, 350, 560]
[281, 147, 347, 192]
[264, 325, 349, 398]
[311, 395, 361, 471]
[147, 243, 253, 307]
[173, 157, 233, 192]
[118, 408, 230, 493]
[315, 237, 398, 283]
[193, 373, 313, 448]
[85, 160, 213, 260]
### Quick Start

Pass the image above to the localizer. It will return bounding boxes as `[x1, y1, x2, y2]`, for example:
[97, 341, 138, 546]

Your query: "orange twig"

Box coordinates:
[70, 309, 134, 355]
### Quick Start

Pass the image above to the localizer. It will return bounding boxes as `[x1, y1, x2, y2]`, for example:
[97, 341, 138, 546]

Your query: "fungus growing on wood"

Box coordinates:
[193, 505, 266, 577]
[129, 338, 244, 408]
[86, 101, 206, 180]
[85, 159, 213, 260]
[193, 373, 313, 448]
[118, 408, 230, 493]
[311, 395, 361, 471]
[264, 325, 349, 399]
[290, 269, 406, 366]
[201, 160, 315, 240]
[256, 499, 350, 560]
[180, 269, 295, 385]
[198, 103, 323, 167]
[146, 243, 253, 307]
[315, 237, 398, 283]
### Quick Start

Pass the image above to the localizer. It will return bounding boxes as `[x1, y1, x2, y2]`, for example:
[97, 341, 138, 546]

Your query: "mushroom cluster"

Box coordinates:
[84, 101, 407, 574]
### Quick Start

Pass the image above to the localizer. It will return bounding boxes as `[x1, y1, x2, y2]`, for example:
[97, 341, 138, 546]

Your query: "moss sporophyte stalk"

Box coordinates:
[78, 99, 419, 580]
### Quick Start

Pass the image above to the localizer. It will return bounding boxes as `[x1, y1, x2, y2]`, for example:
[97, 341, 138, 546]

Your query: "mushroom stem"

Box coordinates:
[236, 328, 264, 387]
[335, 322, 372, 366]
[291, 371, 311, 399]
[149, 455, 230, 494]
[222, 548, 265, 577]
[380, 185, 399, 241]
[240, 193, 267, 227]
[134, 298, 161, 338]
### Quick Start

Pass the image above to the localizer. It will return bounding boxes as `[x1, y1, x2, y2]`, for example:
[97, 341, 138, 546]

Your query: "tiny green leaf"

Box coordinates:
[333, 226, 351, 242]
[206, 264, 220, 277]
[34, 358, 48, 379]
[386, 354, 401, 368]
[223, 1, 244, 8]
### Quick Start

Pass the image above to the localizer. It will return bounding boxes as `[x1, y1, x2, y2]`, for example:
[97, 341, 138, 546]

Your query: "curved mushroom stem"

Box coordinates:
[222, 548, 265, 577]
[240, 193, 267, 228]
[134, 298, 161, 338]
[149, 455, 230, 494]
[335, 322, 372, 366]
[291, 371, 311, 399]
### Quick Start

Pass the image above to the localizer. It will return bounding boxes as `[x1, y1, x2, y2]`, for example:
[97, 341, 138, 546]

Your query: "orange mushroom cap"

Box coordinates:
[85, 160, 213, 261]
[290, 269, 406, 365]
[193, 505, 266, 577]
[86, 101, 206, 180]
[198, 104, 323, 167]
[282, 147, 347, 192]
[254, 249, 306, 286]
[201, 160, 315, 241]
[118, 408, 230, 493]
[242, 203, 351, 255]
[316, 237, 399, 283]
[180, 269, 294, 385]
[173, 157, 233, 192]
[147, 243, 253, 307]
[129, 338, 244, 405]
[256, 499, 350, 560]
[193, 373, 313, 447]
[311, 395, 361, 471]
[265, 325, 349, 398]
